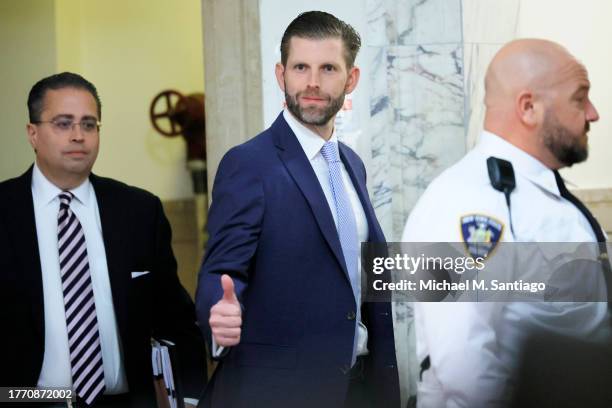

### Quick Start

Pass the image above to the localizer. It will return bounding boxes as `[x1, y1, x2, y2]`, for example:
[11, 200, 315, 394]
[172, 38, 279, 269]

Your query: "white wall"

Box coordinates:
[0, 0, 57, 181]
[463, 0, 612, 190]
[56, 0, 205, 200]
[516, 0, 612, 189]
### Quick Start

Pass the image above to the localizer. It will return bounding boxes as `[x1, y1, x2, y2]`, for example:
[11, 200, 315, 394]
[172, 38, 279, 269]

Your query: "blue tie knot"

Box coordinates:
[321, 141, 340, 163]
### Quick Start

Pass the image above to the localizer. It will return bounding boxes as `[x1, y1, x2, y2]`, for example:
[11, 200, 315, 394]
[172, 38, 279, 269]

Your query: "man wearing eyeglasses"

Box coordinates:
[0, 72, 206, 407]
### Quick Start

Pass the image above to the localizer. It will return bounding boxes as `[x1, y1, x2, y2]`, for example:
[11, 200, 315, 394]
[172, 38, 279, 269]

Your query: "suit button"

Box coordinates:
[340, 364, 351, 374]
[346, 311, 356, 320]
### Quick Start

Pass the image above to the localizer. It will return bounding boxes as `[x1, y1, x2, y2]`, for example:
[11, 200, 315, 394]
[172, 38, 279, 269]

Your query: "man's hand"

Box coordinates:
[209, 274, 242, 347]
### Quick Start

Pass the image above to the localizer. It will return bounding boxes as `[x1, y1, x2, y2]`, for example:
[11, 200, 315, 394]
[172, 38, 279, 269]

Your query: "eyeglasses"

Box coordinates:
[33, 118, 101, 134]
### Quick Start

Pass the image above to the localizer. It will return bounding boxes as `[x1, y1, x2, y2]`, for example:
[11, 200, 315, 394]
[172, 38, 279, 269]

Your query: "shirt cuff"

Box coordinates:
[184, 397, 199, 406]
[211, 338, 226, 358]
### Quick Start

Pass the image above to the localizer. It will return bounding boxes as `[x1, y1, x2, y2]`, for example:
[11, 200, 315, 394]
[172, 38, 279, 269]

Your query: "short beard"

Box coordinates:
[284, 85, 345, 127]
[541, 110, 589, 167]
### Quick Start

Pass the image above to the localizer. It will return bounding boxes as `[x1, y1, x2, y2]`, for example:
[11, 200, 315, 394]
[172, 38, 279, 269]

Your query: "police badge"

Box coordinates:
[460, 214, 504, 259]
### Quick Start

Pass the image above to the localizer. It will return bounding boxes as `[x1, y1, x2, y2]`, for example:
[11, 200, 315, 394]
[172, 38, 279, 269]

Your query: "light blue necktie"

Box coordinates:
[320, 141, 360, 365]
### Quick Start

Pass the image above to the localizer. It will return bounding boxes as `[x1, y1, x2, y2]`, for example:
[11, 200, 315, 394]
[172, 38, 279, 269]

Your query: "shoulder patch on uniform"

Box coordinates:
[460, 214, 504, 259]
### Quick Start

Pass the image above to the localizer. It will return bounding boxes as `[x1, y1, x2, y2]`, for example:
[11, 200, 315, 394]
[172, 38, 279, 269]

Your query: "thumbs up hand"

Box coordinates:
[209, 274, 242, 347]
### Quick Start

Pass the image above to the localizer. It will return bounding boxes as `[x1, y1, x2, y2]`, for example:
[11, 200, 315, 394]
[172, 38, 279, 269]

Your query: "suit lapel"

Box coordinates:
[11, 167, 45, 340]
[272, 115, 351, 281]
[90, 175, 130, 344]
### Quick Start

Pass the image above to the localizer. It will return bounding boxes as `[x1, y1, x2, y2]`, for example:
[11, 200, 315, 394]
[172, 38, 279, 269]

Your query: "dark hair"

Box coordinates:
[27, 72, 102, 122]
[280, 11, 361, 68]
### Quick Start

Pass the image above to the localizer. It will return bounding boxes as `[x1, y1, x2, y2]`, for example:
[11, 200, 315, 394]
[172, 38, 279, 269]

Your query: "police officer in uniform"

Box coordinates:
[401, 39, 611, 407]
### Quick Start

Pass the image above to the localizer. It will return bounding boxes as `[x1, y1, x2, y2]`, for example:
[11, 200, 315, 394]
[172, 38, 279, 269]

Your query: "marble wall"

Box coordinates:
[364, 0, 466, 402]
[365, 0, 466, 242]
[364, 0, 524, 239]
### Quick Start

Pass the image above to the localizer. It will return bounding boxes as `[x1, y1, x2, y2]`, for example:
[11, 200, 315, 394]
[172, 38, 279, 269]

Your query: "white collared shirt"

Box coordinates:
[404, 130, 598, 243]
[32, 163, 128, 394]
[284, 109, 370, 356]
[402, 131, 610, 407]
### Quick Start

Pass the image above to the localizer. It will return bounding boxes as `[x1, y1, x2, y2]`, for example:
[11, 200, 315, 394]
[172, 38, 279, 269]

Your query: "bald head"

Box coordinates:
[485, 39, 579, 110]
[482, 39, 598, 170]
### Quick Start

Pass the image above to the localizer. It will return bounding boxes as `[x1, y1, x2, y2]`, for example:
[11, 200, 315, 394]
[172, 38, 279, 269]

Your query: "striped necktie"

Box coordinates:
[320, 141, 361, 365]
[58, 191, 105, 405]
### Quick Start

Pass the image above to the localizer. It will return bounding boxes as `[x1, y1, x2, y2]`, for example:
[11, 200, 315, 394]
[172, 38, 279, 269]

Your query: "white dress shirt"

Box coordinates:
[402, 131, 610, 407]
[32, 163, 128, 394]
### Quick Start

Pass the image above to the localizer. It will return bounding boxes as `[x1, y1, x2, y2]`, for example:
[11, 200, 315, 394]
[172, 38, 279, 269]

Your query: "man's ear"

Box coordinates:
[516, 90, 541, 128]
[26, 123, 38, 153]
[275, 63, 286, 92]
[344, 66, 360, 94]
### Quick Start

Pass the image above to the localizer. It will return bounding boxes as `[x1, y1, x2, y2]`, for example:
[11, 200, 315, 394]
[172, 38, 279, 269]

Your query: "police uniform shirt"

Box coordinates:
[401, 131, 611, 407]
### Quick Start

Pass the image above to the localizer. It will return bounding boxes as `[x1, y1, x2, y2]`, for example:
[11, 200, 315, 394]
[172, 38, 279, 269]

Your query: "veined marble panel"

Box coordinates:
[366, 0, 397, 237]
[368, 46, 395, 236]
[367, 0, 466, 241]
[366, 1, 464, 404]
[462, 0, 521, 44]
[375, 0, 462, 45]
[370, 43, 466, 240]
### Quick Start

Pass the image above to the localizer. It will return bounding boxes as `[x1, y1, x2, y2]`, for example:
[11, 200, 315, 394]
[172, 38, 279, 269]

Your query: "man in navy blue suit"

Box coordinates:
[196, 11, 400, 408]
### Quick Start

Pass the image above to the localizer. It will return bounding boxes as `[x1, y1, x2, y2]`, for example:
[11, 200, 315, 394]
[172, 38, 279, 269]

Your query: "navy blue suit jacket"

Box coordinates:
[196, 113, 400, 408]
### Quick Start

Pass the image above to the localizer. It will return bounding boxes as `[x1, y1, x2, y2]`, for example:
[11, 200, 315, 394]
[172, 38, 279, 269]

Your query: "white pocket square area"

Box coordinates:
[131, 271, 151, 278]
